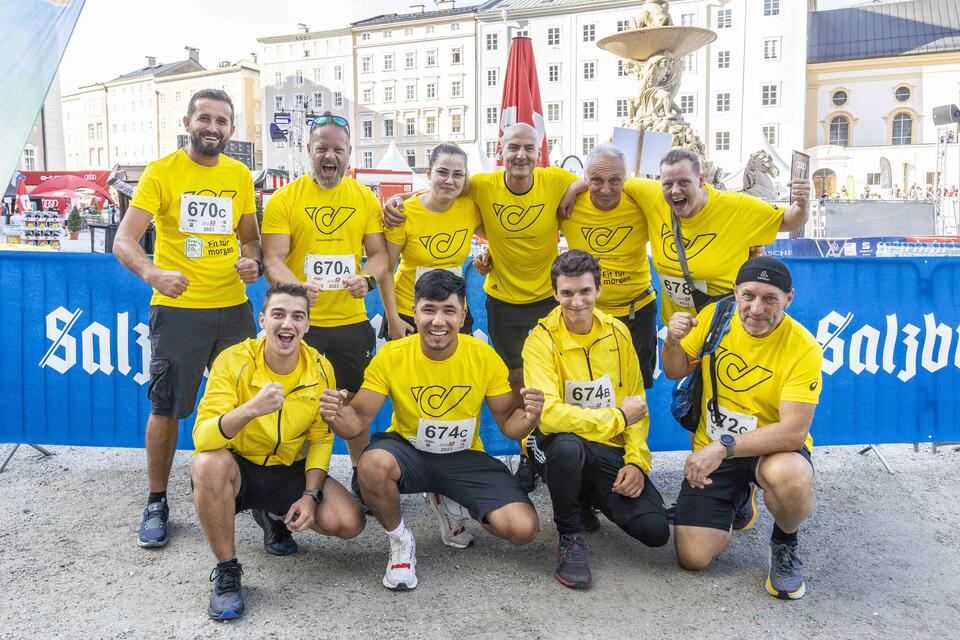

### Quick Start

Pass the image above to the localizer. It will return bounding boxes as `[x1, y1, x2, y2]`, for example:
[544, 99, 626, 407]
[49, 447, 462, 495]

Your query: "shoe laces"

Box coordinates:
[209, 563, 243, 595]
[771, 542, 802, 574]
[389, 533, 414, 567]
[559, 534, 589, 562]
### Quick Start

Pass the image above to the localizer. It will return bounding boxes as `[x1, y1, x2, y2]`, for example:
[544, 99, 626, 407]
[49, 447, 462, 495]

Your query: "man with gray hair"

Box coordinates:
[561, 143, 657, 388]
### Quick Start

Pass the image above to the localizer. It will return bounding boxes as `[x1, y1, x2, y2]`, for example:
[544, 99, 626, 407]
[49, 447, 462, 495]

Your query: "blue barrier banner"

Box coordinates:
[2, 251, 959, 454]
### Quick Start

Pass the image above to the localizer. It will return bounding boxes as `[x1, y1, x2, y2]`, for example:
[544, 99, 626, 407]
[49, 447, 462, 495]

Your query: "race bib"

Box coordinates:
[660, 275, 707, 308]
[179, 194, 232, 235]
[415, 417, 476, 454]
[564, 373, 615, 410]
[304, 254, 354, 291]
[706, 402, 758, 441]
[415, 265, 463, 282]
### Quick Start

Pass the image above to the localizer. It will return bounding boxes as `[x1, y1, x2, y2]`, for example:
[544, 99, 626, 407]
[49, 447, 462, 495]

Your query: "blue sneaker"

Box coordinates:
[766, 541, 806, 599]
[137, 500, 169, 548]
[208, 560, 244, 620]
[251, 509, 298, 556]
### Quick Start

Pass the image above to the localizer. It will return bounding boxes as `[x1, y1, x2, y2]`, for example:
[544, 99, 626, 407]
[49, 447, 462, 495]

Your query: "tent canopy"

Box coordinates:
[31, 175, 114, 203]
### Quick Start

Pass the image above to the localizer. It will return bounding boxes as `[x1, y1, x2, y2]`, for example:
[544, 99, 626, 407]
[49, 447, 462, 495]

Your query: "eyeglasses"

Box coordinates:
[310, 114, 350, 134]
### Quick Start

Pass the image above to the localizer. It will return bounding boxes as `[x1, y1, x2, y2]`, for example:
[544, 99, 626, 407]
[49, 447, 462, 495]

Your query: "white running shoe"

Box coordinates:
[382, 529, 418, 591]
[424, 492, 475, 549]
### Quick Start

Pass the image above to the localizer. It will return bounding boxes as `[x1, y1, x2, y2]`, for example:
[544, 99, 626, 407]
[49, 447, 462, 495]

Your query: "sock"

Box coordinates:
[216, 556, 239, 568]
[385, 520, 407, 539]
[772, 523, 797, 545]
[148, 491, 166, 505]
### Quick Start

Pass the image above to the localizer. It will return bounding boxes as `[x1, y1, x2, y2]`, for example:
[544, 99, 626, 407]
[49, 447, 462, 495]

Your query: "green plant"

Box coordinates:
[66, 206, 83, 233]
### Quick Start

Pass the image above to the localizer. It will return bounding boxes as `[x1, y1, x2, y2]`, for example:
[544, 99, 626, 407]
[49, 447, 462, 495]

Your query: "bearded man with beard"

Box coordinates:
[115, 89, 263, 549]
[262, 112, 394, 546]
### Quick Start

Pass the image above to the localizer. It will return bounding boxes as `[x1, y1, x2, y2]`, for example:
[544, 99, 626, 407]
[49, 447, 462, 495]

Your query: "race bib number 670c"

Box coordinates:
[179, 194, 233, 235]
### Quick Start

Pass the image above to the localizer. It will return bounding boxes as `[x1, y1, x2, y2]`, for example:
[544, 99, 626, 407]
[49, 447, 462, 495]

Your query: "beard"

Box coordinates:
[312, 157, 346, 188]
[190, 130, 227, 157]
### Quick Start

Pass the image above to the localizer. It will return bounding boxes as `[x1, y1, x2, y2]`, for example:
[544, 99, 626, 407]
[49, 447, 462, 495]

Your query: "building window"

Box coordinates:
[451, 47, 462, 64]
[616, 19, 631, 32]
[617, 60, 629, 77]
[314, 68, 322, 82]
[895, 86, 911, 102]
[274, 71, 282, 86]
[717, 9, 732, 29]
[515, 27, 529, 37]
[547, 102, 561, 122]
[581, 136, 597, 156]
[383, 54, 394, 72]
[384, 118, 395, 138]
[764, 0, 780, 16]
[361, 88, 372, 104]
[334, 66, 343, 81]
[581, 100, 596, 120]
[892, 113, 913, 145]
[361, 56, 371, 73]
[582, 61, 595, 80]
[716, 93, 730, 112]
[487, 69, 499, 87]
[832, 90, 848, 107]
[274, 95, 284, 110]
[334, 92, 343, 108]
[404, 27, 414, 36]
[763, 38, 779, 60]
[547, 137, 559, 153]
[406, 117, 416, 136]
[451, 80, 462, 98]
[829, 115, 849, 146]
[583, 24, 595, 42]
[406, 149, 416, 167]
[361, 33, 370, 41]
[361, 118, 373, 139]
[426, 25, 435, 34]
[425, 115, 437, 134]
[384, 30, 393, 39]
[761, 84, 779, 106]
[683, 54, 696, 73]
[426, 82, 436, 99]
[680, 94, 695, 114]
[486, 106, 498, 125]
[547, 27, 560, 46]
[615, 98, 629, 119]
[313, 92, 323, 109]
[450, 113, 462, 134]
[384, 85, 394, 102]
[426, 49, 437, 66]
[405, 51, 416, 69]
[762, 125, 778, 146]
[406, 84, 416, 101]
[451, 22, 460, 32]
[681, 13, 695, 26]
[295, 69, 303, 85]
[486, 33, 498, 50]
[715, 131, 730, 151]
[485, 141, 497, 157]
[866, 172, 881, 186]
[717, 50, 730, 69]
[548, 63, 560, 83]
[22, 147, 36, 170]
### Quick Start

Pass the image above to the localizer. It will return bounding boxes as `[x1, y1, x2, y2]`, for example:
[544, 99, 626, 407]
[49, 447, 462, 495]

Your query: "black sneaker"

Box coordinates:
[733, 483, 759, 532]
[555, 534, 592, 589]
[207, 559, 244, 620]
[137, 499, 169, 548]
[515, 456, 537, 493]
[251, 509, 298, 556]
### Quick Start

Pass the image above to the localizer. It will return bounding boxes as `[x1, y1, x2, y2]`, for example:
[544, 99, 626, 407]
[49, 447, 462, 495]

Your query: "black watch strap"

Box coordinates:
[364, 274, 377, 290]
[255, 259, 264, 277]
[303, 488, 322, 504]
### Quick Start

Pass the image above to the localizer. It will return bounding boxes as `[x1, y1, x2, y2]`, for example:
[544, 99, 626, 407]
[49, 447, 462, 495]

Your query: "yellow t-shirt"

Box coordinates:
[130, 148, 256, 309]
[265, 357, 306, 395]
[469, 167, 578, 304]
[361, 334, 512, 452]
[681, 304, 822, 452]
[624, 178, 783, 322]
[383, 195, 481, 315]
[561, 191, 655, 317]
[262, 175, 382, 327]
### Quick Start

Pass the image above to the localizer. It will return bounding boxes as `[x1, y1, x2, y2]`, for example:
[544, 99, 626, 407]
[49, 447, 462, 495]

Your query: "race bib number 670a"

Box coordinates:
[179, 194, 233, 235]
[304, 254, 354, 290]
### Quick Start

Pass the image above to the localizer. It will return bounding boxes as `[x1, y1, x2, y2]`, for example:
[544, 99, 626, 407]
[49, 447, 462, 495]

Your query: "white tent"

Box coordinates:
[376, 141, 430, 191]
[464, 141, 495, 175]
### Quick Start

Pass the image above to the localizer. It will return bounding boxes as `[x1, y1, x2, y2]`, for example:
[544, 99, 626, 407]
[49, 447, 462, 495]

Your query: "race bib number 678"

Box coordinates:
[179, 194, 232, 235]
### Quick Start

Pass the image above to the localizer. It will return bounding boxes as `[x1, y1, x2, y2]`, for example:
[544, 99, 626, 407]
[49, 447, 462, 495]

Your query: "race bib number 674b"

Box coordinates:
[179, 194, 232, 235]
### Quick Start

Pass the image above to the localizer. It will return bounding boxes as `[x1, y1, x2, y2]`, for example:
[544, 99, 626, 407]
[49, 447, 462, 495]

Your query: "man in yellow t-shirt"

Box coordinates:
[561, 143, 657, 388]
[262, 112, 395, 493]
[622, 148, 811, 324]
[319, 270, 544, 591]
[114, 89, 262, 549]
[661, 257, 822, 600]
[523, 251, 668, 590]
[191, 283, 364, 620]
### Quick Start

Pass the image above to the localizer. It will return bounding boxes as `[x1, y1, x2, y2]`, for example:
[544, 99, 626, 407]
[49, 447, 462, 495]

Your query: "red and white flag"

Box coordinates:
[497, 37, 549, 167]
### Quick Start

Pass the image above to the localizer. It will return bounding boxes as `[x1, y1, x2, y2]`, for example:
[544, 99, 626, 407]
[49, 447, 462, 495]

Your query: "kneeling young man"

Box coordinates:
[523, 250, 669, 590]
[191, 283, 365, 620]
[661, 257, 822, 599]
[320, 269, 543, 591]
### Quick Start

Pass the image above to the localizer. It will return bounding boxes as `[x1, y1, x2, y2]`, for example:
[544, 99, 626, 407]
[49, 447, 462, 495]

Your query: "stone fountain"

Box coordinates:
[597, 0, 725, 186]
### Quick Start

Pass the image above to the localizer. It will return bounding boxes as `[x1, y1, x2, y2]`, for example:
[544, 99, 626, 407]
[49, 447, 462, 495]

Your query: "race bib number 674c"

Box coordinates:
[414, 417, 476, 454]
[179, 194, 233, 235]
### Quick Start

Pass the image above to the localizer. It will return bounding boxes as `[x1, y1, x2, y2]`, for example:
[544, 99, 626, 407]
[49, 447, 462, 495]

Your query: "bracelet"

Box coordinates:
[618, 408, 629, 425]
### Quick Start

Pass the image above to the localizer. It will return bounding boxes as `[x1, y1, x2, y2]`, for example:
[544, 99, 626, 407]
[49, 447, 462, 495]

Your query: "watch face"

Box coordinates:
[720, 434, 735, 446]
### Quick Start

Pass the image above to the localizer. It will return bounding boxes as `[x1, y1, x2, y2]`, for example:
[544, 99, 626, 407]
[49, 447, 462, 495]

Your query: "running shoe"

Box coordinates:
[766, 541, 806, 599]
[733, 483, 759, 531]
[555, 534, 592, 589]
[207, 559, 244, 620]
[137, 500, 169, 548]
[251, 509, 298, 556]
[382, 530, 418, 591]
[424, 493, 474, 549]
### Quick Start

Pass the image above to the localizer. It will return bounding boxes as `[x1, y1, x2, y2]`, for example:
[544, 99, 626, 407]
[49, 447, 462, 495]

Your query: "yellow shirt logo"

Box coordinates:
[715, 347, 774, 391]
[306, 206, 356, 235]
[492, 203, 545, 232]
[659, 224, 717, 262]
[183, 188, 238, 199]
[417, 228, 470, 259]
[580, 226, 633, 254]
[411, 385, 472, 417]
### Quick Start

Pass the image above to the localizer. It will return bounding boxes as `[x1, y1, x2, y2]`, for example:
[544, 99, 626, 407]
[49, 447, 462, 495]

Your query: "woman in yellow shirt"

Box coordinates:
[384, 143, 482, 339]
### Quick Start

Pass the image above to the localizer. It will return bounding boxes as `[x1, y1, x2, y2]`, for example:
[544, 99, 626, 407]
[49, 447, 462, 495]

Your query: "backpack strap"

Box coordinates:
[698, 295, 736, 428]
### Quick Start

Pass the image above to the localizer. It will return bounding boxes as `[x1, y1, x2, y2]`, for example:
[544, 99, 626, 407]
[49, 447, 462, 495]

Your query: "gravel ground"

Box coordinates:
[0, 443, 957, 639]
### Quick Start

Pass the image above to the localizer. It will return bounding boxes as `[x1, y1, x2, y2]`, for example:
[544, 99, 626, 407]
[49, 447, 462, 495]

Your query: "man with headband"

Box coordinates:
[661, 256, 822, 600]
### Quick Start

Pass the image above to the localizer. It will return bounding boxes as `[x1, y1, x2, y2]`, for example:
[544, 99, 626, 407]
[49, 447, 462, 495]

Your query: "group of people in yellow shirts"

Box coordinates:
[114, 89, 823, 621]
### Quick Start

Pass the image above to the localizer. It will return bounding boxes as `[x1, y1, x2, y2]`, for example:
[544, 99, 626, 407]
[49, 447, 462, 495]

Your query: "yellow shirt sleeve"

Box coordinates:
[521, 329, 627, 442]
[383, 219, 406, 245]
[485, 346, 513, 397]
[305, 358, 337, 471]
[261, 187, 290, 234]
[740, 194, 785, 247]
[781, 343, 824, 405]
[360, 347, 391, 396]
[129, 164, 162, 215]
[680, 303, 716, 359]
[363, 187, 384, 235]
[193, 354, 241, 452]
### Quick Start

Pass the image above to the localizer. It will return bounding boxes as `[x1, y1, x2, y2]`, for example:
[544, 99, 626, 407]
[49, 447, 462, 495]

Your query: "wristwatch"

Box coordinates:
[720, 434, 736, 460]
[302, 488, 323, 504]
[363, 274, 377, 291]
[255, 259, 265, 277]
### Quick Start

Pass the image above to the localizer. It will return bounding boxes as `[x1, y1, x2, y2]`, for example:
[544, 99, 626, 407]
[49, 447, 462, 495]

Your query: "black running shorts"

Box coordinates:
[485, 295, 557, 370]
[232, 453, 306, 516]
[304, 320, 376, 393]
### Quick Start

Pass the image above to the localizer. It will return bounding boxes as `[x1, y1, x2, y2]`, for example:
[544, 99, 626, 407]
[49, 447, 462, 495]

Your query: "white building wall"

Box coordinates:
[61, 86, 109, 170]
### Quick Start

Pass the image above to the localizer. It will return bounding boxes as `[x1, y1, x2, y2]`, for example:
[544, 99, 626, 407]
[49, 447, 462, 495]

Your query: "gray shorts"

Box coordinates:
[148, 301, 256, 419]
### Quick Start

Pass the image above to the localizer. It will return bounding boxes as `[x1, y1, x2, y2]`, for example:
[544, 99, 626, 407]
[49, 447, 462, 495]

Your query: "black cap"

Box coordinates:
[735, 256, 792, 293]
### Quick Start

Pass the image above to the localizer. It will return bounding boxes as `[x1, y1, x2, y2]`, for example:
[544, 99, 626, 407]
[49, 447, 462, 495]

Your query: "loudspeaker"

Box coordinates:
[932, 104, 960, 126]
